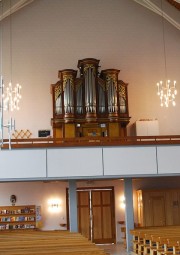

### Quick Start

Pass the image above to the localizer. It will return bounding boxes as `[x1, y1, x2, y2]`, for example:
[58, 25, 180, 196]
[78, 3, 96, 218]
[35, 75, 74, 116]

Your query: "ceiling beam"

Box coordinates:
[0, 0, 34, 22]
[132, 0, 180, 30]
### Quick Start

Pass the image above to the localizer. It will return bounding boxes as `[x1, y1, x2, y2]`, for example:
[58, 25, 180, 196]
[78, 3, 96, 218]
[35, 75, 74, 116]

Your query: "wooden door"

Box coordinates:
[143, 191, 166, 226]
[138, 189, 180, 227]
[77, 188, 115, 244]
[77, 191, 90, 239]
[91, 190, 115, 243]
[151, 196, 166, 226]
[165, 190, 180, 225]
[172, 191, 180, 225]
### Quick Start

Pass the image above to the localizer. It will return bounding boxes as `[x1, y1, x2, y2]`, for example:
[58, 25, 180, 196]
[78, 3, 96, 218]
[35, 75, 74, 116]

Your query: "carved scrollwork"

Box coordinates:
[106, 74, 117, 91]
[119, 85, 126, 100]
[84, 64, 96, 74]
[55, 85, 62, 101]
[63, 75, 74, 91]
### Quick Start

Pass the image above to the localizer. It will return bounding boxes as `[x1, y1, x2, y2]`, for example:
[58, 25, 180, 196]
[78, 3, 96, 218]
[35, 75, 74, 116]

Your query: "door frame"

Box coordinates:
[66, 186, 116, 243]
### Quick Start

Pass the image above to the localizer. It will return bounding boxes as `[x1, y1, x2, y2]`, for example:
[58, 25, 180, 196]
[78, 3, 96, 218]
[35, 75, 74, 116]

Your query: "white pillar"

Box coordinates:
[68, 180, 78, 232]
[124, 178, 134, 252]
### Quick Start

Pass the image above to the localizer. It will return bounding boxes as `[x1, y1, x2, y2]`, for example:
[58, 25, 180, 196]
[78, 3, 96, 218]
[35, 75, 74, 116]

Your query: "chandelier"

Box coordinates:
[0, 0, 22, 149]
[156, 0, 177, 107]
[157, 80, 177, 107]
[3, 82, 22, 111]
[0, 77, 22, 149]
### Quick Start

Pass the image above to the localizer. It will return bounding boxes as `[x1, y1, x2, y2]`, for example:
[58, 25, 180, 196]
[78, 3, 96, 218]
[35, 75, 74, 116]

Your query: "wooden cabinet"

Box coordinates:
[137, 189, 180, 227]
[0, 205, 40, 230]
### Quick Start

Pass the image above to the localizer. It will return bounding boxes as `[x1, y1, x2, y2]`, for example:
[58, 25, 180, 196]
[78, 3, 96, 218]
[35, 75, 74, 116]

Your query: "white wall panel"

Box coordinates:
[0, 150, 46, 179]
[47, 148, 103, 177]
[157, 146, 180, 174]
[103, 146, 157, 175]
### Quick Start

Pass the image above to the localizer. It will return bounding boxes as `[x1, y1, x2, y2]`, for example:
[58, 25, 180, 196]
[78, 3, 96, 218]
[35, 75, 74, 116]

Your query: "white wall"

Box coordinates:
[1, 177, 180, 241]
[0, 179, 126, 242]
[0, 181, 67, 231]
[1, 0, 180, 137]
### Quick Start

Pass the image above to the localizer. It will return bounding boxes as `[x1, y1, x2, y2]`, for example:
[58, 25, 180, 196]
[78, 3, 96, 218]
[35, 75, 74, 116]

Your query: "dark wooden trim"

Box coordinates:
[166, 0, 180, 10]
[1, 135, 180, 149]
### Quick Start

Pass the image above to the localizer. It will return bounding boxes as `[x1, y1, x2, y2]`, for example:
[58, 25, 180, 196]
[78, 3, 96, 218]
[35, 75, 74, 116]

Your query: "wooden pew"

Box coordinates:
[130, 226, 180, 255]
[0, 230, 109, 255]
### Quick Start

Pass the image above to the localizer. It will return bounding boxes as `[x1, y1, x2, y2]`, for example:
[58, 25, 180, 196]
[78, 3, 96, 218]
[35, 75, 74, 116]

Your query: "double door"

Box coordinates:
[77, 188, 115, 244]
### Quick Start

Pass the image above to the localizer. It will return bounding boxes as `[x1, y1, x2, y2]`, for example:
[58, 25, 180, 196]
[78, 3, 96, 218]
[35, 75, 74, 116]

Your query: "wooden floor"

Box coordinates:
[0, 230, 109, 255]
[99, 243, 125, 255]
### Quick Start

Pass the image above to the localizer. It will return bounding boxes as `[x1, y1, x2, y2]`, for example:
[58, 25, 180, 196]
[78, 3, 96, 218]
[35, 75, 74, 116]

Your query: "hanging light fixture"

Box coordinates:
[157, 80, 177, 107]
[156, 0, 177, 107]
[3, 82, 22, 111]
[0, 0, 22, 149]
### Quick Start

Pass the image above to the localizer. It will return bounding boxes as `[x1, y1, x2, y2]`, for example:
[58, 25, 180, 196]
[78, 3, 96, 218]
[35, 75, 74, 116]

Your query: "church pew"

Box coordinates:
[0, 230, 109, 255]
[130, 227, 180, 255]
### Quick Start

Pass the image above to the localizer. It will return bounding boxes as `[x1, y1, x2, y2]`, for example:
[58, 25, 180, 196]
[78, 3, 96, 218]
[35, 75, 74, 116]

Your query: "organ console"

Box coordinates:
[51, 58, 130, 138]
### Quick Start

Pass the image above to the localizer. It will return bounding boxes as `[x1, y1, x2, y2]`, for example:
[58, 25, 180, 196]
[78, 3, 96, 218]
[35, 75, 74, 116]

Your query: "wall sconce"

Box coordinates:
[120, 195, 126, 209]
[48, 199, 62, 213]
[51, 203, 59, 208]
[137, 194, 142, 208]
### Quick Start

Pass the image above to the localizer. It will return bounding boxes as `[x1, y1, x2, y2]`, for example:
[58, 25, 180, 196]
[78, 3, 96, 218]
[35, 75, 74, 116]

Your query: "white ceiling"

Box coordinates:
[133, 0, 180, 30]
[0, 0, 179, 30]
[0, 0, 34, 21]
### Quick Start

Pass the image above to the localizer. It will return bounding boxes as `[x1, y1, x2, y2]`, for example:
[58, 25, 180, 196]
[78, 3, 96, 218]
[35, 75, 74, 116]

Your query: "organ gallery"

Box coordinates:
[51, 58, 130, 138]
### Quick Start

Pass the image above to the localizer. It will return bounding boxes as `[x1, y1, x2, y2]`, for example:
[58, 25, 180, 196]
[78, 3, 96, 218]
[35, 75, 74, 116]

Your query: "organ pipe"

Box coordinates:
[51, 58, 130, 127]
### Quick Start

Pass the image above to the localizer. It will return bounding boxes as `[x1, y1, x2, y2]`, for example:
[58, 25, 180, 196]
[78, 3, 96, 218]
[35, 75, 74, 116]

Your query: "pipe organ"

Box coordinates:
[51, 58, 130, 138]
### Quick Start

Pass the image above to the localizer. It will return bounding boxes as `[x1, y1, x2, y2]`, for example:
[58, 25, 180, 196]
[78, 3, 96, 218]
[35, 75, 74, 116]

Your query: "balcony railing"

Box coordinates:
[1, 135, 180, 149]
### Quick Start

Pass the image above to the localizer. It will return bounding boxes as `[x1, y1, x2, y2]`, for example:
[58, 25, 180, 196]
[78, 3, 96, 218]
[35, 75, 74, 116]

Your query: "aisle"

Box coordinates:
[97, 243, 132, 255]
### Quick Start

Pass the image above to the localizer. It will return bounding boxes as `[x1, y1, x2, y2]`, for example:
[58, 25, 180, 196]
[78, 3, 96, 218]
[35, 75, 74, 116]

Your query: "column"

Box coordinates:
[68, 180, 78, 232]
[124, 178, 134, 252]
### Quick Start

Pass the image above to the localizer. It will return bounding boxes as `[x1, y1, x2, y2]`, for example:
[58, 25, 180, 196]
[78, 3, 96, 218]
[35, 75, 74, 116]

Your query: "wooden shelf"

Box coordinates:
[0, 205, 38, 231]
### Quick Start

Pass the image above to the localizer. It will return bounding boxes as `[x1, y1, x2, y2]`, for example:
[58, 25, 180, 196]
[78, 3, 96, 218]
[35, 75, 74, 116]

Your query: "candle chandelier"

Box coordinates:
[156, 0, 177, 107]
[0, 79, 22, 150]
[0, 0, 22, 149]
[3, 82, 22, 111]
[157, 80, 177, 107]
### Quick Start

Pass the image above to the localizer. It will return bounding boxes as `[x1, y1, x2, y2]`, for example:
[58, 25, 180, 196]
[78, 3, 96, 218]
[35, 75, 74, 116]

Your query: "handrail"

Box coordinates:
[1, 135, 180, 149]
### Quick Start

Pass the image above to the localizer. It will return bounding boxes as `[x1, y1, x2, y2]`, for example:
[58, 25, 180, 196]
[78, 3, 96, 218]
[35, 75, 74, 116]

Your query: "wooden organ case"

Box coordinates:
[51, 58, 130, 138]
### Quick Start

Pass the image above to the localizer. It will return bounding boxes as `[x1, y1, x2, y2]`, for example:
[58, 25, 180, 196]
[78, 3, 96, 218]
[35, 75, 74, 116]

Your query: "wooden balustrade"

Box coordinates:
[1, 135, 180, 149]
